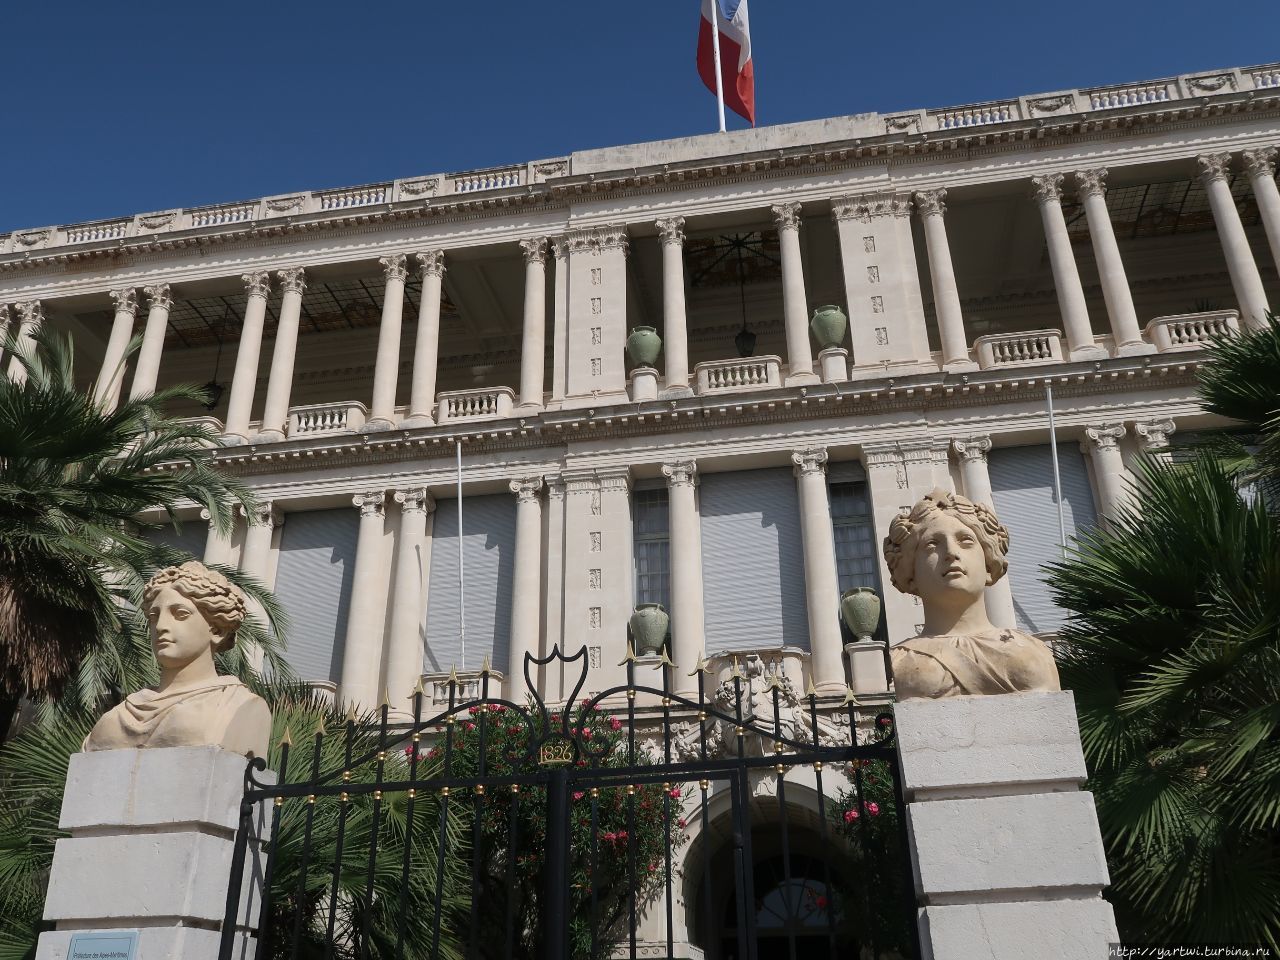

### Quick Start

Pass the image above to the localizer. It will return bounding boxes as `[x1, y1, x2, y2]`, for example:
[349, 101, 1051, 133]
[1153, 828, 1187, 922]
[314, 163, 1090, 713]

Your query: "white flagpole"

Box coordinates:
[1045, 383, 1068, 554]
[709, 0, 727, 132]
[456, 439, 466, 671]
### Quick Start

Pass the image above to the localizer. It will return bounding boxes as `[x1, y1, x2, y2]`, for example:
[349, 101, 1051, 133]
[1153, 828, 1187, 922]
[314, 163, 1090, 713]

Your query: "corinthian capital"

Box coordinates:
[14, 300, 43, 326]
[352, 491, 386, 518]
[1242, 147, 1277, 180]
[519, 237, 548, 265]
[1197, 152, 1233, 184]
[277, 266, 307, 294]
[1075, 168, 1108, 200]
[242, 271, 272, 299]
[109, 287, 139, 316]
[831, 192, 911, 222]
[952, 435, 993, 463]
[393, 487, 435, 514]
[1083, 423, 1126, 450]
[661, 460, 697, 487]
[791, 447, 829, 476]
[144, 283, 173, 312]
[509, 477, 544, 502]
[1030, 173, 1064, 205]
[655, 216, 686, 246]
[913, 189, 947, 218]
[380, 253, 409, 282]
[771, 201, 803, 232]
[416, 249, 446, 279]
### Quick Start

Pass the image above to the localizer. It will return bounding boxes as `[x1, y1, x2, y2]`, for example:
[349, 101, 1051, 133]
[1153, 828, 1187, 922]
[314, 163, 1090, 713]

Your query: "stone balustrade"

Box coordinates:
[973, 329, 1064, 369]
[287, 400, 368, 437]
[436, 386, 516, 423]
[1145, 310, 1240, 352]
[317, 184, 390, 211]
[189, 202, 257, 228]
[694, 355, 783, 395]
[1252, 66, 1280, 89]
[64, 220, 130, 244]
[450, 166, 522, 193]
[931, 100, 1018, 130]
[1086, 80, 1173, 109]
[423, 669, 505, 706]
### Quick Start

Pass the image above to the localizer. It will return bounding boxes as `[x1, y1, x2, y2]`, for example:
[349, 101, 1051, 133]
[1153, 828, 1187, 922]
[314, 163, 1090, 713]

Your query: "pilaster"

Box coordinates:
[384, 488, 436, 714]
[662, 459, 704, 692]
[562, 225, 631, 408]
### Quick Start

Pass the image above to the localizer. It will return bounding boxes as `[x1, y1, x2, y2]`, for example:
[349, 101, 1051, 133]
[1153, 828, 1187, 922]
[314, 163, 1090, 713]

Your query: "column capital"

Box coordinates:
[1134, 418, 1176, 451]
[791, 447, 829, 476]
[143, 283, 173, 311]
[771, 201, 803, 232]
[1083, 423, 1126, 450]
[550, 236, 570, 260]
[509, 476, 544, 502]
[393, 487, 435, 514]
[277, 266, 307, 294]
[14, 300, 42, 325]
[1242, 146, 1277, 180]
[563, 224, 629, 256]
[952, 435, 993, 463]
[597, 467, 632, 494]
[1075, 168, 1109, 199]
[242, 271, 272, 299]
[240, 501, 283, 528]
[352, 490, 386, 518]
[518, 237, 548, 265]
[415, 249, 446, 278]
[913, 189, 948, 218]
[109, 287, 139, 317]
[831, 191, 912, 222]
[661, 459, 698, 487]
[655, 216, 686, 246]
[1197, 152, 1233, 184]
[1030, 173, 1064, 205]
[544, 474, 566, 501]
[380, 253, 409, 282]
[0, 303, 9, 328]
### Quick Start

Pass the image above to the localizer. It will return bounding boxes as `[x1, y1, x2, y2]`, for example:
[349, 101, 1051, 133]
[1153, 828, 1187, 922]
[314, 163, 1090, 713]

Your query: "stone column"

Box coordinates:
[1199, 153, 1271, 331]
[239, 501, 282, 671]
[1082, 424, 1129, 523]
[953, 437, 1017, 629]
[95, 287, 139, 411]
[895, 692, 1118, 959]
[772, 202, 819, 385]
[914, 190, 976, 371]
[1074, 169, 1154, 355]
[366, 254, 409, 430]
[549, 238, 569, 407]
[517, 238, 548, 410]
[507, 477, 545, 691]
[385, 488, 435, 714]
[656, 217, 693, 396]
[0, 303, 8, 368]
[201, 507, 234, 567]
[1031, 174, 1105, 360]
[257, 267, 307, 442]
[791, 448, 845, 693]
[339, 491, 388, 710]
[129, 283, 173, 400]
[404, 250, 445, 427]
[224, 271, 272, 442]
[662, 460, 706, 693]
[6, 301, 43, 382]
[1243, 147, 1280, 285]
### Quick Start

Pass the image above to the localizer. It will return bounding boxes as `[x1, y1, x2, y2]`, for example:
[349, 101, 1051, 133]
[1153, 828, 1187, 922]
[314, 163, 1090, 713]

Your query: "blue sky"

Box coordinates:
[5, 1, 1276, 232]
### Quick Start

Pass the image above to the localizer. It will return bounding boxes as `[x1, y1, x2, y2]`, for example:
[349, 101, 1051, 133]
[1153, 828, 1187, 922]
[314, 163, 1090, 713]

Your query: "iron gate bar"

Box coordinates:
[323, 711, 356, 957]
[393, 688, 427, 960]
[287, 727, 325, 958]
[771, 683, 799, 960]
[254, 732, 291, 960]
[359, 703, 390, 960]
[808, 693, 839, 960]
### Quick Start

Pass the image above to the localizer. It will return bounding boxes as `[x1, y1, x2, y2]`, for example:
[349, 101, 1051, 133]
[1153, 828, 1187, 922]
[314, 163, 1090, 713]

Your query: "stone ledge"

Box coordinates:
[918, 897, 1119, 960]
[36, 927, 256, 960]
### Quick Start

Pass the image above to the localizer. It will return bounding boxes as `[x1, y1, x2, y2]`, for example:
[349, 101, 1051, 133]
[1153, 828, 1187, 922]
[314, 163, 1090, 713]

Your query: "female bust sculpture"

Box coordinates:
[883, 489, 1060, 700]
[84, 561, 271, 758]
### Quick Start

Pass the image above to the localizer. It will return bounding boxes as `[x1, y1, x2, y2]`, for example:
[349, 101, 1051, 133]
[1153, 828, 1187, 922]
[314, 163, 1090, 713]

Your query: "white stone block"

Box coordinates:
[36, 926, 257, 960]
[918, 898, 1119, 960]
[895, 691, 1087, 798]
[908, 791, 1110, 899]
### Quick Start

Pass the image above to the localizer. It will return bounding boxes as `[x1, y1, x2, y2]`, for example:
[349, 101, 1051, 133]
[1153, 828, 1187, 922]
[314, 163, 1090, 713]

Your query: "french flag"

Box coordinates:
[697, 0, 755, 126]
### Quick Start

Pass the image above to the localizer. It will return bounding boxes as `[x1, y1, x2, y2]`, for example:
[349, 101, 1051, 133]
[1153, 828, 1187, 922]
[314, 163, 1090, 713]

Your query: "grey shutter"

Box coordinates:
[988, 445, 1098, 635]
[699, 467, 810, 652]
[272, 509, 359, 684]
[425, 494, 516, 675]
[146, 520, 207, 560]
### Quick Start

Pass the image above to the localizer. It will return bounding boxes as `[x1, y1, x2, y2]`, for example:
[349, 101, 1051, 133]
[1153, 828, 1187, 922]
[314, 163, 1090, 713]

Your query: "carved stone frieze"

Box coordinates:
[399, 178, 439, 197]
[1027, 94, 1076, 115]
[831, 192, 912, 223]
[138, 212, 176, 230]
[883, 113, 921, 134]
[265, 195, 305, 213]
[15, 229, 51, 248]
[1186, 73, 1235, 94]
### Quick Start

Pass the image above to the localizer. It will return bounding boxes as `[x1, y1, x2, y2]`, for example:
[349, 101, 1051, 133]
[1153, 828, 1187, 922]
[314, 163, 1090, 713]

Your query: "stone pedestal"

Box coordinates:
[630, 366, 659, 402]
[36, 747, 271, 960]
[817, 346, 849, 382]
[894, 691, 1118, 960]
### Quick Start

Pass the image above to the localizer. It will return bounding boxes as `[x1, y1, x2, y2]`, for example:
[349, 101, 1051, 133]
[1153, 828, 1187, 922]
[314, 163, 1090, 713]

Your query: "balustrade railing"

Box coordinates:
[1145, 310, 1240, 352]
[1086, 81, 1172, 109]
[436, 386, 516, 422]
[287, 400, 368, 437]
[974, 329, 1064, 369]
[190, 203, 257, 227]
[317, 184, 389, 210]
[1250, 66, 1280, 89]
[65, 220, 129, 243]
[694, 355, 783, 394]
[931, 100, 1018, 130]
[450, 167, 522, 193]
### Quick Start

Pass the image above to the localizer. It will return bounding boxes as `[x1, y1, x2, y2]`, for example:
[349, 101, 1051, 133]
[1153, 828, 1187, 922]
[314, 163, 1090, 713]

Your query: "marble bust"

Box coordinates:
[84, 561, 271, 758]
[883, 489, 1061, 700]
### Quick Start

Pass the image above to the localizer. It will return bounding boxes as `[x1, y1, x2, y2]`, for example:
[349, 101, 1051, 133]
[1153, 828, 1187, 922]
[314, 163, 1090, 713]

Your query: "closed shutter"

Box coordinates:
[146, 520, 207, 561]
[273, 509, 359, 684]
[699, 467, 810, 652]
[988, 445, 1098, 635]
[425, 494, 516, 675]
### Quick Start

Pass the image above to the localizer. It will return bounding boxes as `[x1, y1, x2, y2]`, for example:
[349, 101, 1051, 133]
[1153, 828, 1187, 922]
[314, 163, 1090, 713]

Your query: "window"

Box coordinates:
[829, 480, 884, 641]
[633, 488, 671, 612]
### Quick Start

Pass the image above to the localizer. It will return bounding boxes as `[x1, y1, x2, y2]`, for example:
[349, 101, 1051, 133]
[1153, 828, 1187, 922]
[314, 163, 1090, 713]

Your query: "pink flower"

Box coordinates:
[609, 717, 622, 731]
[815, 895, 829, 910]
[877, 716, 891, 727]
[668, 787, 681, 799]
[602, 831, 616, 842]
[843, 809, 859, 824]
[581, 728, 593, 739]
[465, 722, 476, 731]
[573, 791, 585, 801]
[864, 802, 880, 816]
[677, 817, 688, 829]
[403, 745, 416, 758]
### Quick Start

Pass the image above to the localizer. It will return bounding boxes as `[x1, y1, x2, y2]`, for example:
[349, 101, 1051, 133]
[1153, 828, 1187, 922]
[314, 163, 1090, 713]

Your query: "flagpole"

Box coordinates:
[709, 0, 727, 132]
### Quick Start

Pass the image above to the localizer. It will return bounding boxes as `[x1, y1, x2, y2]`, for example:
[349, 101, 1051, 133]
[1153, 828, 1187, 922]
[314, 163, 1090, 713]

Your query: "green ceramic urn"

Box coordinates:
[839, 587, 881, 641]
[626, 326, 663, 368]
[629, 603, 670, 656]
[809, 305, 848, 350]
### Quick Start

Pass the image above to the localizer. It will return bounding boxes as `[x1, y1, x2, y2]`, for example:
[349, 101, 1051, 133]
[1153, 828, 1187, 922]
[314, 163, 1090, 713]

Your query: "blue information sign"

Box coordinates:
[67, 931, 138, 960]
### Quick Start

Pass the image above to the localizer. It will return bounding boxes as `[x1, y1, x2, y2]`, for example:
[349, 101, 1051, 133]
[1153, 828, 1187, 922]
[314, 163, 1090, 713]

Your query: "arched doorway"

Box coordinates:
[724, 852, 836, 960]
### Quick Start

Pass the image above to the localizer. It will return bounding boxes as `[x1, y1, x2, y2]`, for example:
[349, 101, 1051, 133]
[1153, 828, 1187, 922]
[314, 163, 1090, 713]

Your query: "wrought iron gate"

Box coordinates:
[219, 646, 918, 960]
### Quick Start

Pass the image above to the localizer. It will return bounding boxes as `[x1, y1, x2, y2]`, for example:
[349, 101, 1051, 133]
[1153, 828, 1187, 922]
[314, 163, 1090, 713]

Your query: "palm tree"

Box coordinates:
[1049, 317, 1280, 947]
[0, 327, 289, 739]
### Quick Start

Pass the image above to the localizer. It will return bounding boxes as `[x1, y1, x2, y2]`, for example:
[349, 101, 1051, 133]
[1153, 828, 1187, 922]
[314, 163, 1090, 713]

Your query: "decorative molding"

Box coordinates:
[277, 266, 307, 294]
[1027, 94, 1076, 115]
[14, 300, 43, 326]
[1134, 419, 1176, 451]
[544, 475, 566, 501]
[15, 229, 50, 248]
[913, 189, 947, 218]
[352, 490, 386, 518]
[109, 287, 138, 316]
[1242, 147, 1277, 180]
[519, 237, 548, 265]
[1196, 152, 1232, 184]
[883, 113, 921, 134]
[660, 460, 697, 487]
[138, 212, 176, 230]
[379, 253, 409, 282]
[143, 283, 173, 312]
[952, 435, 993, 463]
[393, 487, 435, 514]
[400, 177, 439, 197]
[550, 236, 571, 260]
[242, 270, 272, 299]
[770, 201, 802, 232]
[791, 447, 829, 475]
[831, 192, 912, 222]
[655, 216, 686, 246]
[564, 224, 629, 256]
[598, 468, 632, 493]
[1075, 167, 1108, 199]
[416, 249, 446, 279]
[1083, 423, 1126, 450]
[240, 501, 283, 528]
[509, 476, 544, 502]
[1186, 74, 1235, 94]
[533, 160, 568, 178]
[1030, 173, 1064, 205]
[265, 195, 305, 213]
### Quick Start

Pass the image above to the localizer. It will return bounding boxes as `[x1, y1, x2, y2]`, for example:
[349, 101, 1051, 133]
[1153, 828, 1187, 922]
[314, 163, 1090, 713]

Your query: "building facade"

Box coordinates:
[3, 62, 1278, 722]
